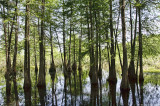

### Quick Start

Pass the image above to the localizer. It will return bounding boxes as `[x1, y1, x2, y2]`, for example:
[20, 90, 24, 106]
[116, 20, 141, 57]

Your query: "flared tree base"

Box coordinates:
[72, 62, 77, 72]
[107, 76, 117, 84]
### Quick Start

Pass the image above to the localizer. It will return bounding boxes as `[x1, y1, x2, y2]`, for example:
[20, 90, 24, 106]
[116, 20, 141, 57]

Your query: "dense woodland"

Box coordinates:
[0, 0, 160, 105]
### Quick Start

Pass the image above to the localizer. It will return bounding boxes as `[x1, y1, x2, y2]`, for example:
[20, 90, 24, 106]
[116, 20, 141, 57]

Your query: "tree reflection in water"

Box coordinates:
[129, 80, 136, 106]
[109, 82, 117, 106]
[24, 88, 31, 106]
[38, 87, 46, 106]
[139, 81, 144, 106]
[2, 70, 160, 105]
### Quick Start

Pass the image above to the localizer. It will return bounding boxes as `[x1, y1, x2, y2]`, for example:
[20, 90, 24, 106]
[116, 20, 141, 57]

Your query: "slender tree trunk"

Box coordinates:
[68, 1, 72, 72]
[49, 23, 56, 75]
[98, 34, 102, 77]
[72, 0, 77, 73]
[102, 8, 111, 71]
[12, 0, 19, 102]
[24, 0, 31, 89]
[78, 15, 82, 72]
[71, 0, 77, 72]
[3, 3, 8, 73]
[120, 0, 129, 90]
[63, 0, 67, 76]
[98, 12, 102, 77]
[6, 1, 16, 95]
[38, 0, 46, 87]
[138, 2, 144, 82]
[108, 0, 117, 83]
[128, 0, 136, 80]
[34, 27, 38, 80]
[72, 28, 77, 72]
[114, 7, 122, 71]
[89, 0, 97, 84]
[3, 0, 10, 97]
[86, 6, 91, 73]
[94, 6, 99, 73]
[134, 6, 138, 79]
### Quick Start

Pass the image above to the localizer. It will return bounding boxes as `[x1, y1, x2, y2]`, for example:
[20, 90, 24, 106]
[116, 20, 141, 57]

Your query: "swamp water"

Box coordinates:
[0, 69, 160, 106]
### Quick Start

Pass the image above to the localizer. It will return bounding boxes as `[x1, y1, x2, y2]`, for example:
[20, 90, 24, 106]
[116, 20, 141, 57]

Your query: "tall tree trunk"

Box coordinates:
[24, 0, 31, 89]
[138, 2, 144, 82]
[3, 0, 10, 97]
[108, 0, 117, 83]
[128, 0, 136, 80]
[34, 27, 38, 80]
[49, 23, 56, 76]
[114, 8, 122, 71]
[3, 2, 8, 74]
[63, 0, 67, 76]
[89, 0, 97, 84]
[98, 30, 102, 77]
[12, 0, 19, 102]
[102, 8, 111, 71]
[72, 28, 77, 72]
[38, 0, 46, 87]
[133, 5, 138, 79]
[6, 0, 16, 95]
[78, 15, 82, 72]
[86, 5, 91, 74]
[120, 0, 129, 90]
[96, 10, 102, 77]
[72, 0, 77, 72]
[68, 0, 72, 72]
[95, 5, 99, 73]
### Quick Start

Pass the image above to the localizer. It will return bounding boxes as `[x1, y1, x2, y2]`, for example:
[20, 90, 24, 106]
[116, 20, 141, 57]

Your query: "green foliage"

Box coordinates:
[143, 34, 160, 57]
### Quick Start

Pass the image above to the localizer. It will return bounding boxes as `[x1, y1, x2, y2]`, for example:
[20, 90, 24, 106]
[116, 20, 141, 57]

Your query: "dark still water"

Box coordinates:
[0, 69, 160, 106]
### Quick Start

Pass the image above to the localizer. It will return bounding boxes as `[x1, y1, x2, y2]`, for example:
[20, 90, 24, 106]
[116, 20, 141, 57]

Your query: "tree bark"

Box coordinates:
[12, 0, 19, 102]
[94, 4, 99, 73]
[68, 0, 72, 72]
[89, 0, 97, 84]
[138, 2, 144, 82]
[34, 27, 38, 80]
[78, 14, 82, 72]
[37, 0, 46, 87]
[108, 0, 117, 83]
[24, 0, 31, 89]
[49, 23, 56, 77]
[128, 0, 136, 80]
[120, 0, 129, 90]
[63, 0, 67, 76]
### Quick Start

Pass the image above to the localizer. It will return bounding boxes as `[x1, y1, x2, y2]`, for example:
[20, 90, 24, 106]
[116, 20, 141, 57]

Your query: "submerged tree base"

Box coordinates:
[23, 79, 31, 90]
[89, 71, 98, 85]
[139, 75, 144, 82]
[78, 65, 82, 72]
[107, 77, 117, 84]
[128, 63, 137, 81]
[37, 80, 46, 88]
[49, 66, 56, 81]
[23, 83, 31, 91]
[72, 62, 77, 72]
[98, 67, 102, 77]
[67, 63, 72, 73]
[120, 82, 130, 91]
[121, 89, 129, 106]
